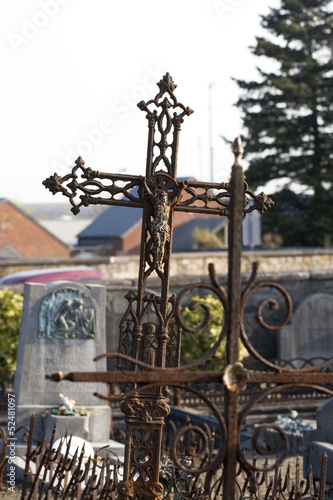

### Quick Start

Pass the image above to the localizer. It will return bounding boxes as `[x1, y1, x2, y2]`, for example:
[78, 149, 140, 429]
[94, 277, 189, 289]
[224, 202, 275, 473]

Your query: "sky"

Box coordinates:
[1, 0, 281, 205]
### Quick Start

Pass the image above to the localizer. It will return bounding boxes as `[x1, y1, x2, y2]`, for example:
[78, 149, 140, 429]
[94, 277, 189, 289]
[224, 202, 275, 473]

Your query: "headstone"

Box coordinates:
[278, 293, 333, 366]
[14, 282, 111, 443]
[303, 397, 333, 482]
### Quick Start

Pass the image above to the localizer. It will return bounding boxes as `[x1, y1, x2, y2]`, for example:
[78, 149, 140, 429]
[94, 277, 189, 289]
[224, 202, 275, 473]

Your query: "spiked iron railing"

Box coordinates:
[0, 414, 330, 499]
[42, 74, 333, 500]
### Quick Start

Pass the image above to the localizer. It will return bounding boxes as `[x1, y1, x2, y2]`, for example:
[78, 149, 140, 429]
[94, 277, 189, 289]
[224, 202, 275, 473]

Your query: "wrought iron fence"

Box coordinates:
[0, 414, 331, 499]
[170, 383, 331, 411]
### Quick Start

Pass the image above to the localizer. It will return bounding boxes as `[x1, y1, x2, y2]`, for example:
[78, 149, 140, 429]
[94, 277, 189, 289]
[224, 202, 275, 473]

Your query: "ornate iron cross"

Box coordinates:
[43, 73, 274, 500]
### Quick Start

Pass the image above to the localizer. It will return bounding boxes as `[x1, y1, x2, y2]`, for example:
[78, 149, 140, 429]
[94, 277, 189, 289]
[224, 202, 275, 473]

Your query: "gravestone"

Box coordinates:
[14, 282, 111, 443]
[303, 397, 333, 482]
[278, 293, 333, 366]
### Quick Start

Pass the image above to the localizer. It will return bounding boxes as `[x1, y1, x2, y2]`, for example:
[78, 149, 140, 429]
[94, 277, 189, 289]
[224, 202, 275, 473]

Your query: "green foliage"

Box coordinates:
[192, 227, 226, 249]
[180, 294, 246, 370]
[0, 289, 23, 385]
[233, 0, 333, 246]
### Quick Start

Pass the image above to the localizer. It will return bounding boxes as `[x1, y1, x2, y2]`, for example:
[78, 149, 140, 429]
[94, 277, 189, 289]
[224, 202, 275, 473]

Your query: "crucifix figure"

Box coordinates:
[43, 73, 273, 500]
[143, 176, 184, 272]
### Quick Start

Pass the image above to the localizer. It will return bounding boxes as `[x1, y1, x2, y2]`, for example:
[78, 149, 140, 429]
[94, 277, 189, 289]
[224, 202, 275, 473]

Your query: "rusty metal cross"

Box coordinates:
[43, 73, 275, 500]
[43, 72, 272, 362]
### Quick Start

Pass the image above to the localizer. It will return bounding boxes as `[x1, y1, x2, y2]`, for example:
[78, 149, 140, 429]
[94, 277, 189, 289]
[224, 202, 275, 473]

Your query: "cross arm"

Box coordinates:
[43, 156, 274, 218]
[42, 157, 145, 215]
[176, 179, 274, 217]
[46, 369, 220, 384]
[45, 366, 333, 387]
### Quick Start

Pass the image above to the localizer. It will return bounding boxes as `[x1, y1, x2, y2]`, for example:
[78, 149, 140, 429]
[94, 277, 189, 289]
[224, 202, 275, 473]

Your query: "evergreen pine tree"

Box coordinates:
[234, 0, 333, 246]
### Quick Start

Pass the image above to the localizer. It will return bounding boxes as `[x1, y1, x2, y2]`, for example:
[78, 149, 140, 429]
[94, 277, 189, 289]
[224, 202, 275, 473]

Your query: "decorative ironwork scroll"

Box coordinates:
[43, 74, 333, 499]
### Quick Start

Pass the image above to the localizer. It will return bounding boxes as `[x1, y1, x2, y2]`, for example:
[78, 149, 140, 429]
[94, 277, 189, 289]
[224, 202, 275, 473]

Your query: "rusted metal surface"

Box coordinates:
[43, 74, 333, 499]
[46, 366, 333, 388]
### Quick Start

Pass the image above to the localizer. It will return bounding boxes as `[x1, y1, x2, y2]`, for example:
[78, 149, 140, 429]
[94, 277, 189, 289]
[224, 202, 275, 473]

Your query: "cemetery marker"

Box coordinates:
[44, 73, 321, 500]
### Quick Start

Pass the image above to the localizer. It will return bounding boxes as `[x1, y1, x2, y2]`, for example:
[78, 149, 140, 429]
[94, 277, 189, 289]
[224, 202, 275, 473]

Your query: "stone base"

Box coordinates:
[16, 405, 48, 442]
[16, 405, 111, 443]
[45, 414, 90, 441]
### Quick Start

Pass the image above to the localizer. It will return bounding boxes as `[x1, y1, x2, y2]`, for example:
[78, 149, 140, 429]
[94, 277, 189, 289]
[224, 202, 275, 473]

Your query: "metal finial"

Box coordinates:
[157, 72, 177, 93]
[75, 156, 85, 168]
[232, 137, 244, 169]
[232, 137, 244, 156]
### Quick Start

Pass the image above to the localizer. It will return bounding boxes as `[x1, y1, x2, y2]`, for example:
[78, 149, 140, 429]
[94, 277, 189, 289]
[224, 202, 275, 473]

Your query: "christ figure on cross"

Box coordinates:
[143, 178, 182, 272]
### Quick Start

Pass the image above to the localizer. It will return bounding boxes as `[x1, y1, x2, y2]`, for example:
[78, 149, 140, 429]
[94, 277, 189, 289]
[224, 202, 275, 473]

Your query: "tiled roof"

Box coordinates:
[78, 205, 142, 239]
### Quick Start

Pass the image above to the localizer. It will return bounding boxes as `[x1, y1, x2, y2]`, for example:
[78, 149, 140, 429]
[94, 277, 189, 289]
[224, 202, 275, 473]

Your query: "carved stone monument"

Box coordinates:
[14, 282, 111, 443]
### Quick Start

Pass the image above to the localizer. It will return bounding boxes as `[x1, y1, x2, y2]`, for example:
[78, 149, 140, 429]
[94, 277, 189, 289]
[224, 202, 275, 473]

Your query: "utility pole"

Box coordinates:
[209, 81, 215, 182]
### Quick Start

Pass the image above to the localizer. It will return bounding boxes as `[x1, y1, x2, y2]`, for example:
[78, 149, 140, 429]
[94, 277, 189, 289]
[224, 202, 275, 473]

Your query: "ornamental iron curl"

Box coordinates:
[43, 74, 333, 499]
